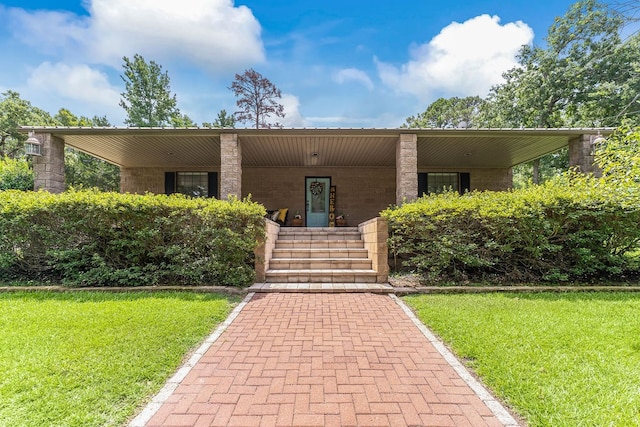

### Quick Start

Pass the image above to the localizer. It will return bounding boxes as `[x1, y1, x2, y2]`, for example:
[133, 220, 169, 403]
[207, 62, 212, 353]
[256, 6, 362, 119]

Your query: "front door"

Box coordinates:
[305, 177, 330, 227]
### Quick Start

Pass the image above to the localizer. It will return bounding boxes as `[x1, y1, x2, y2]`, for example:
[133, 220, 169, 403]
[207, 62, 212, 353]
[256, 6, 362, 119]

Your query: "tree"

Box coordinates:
[0, 90, 56, 159]
[403, 96, 484, 128]
[55, 108, 120, 191]
[229, 69, 285, 128]
[476, 0, 640, 185]
[479, 0, 637, 128]
[202, 109, 236, 128]
[119, 54, 178, 127]
[170, 113, 196, 127]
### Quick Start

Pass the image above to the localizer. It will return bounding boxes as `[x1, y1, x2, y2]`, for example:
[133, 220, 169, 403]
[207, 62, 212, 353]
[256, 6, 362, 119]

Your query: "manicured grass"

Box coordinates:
[0, 291, 238, 427]
[404, 293, 640, 426]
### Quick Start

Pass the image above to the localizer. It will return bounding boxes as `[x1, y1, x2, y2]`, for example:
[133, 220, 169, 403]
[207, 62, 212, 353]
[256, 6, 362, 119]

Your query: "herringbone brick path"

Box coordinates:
[142, 293, 514, 426]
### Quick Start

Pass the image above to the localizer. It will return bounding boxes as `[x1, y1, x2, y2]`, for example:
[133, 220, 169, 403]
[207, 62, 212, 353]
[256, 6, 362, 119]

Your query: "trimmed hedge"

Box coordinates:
[382, 176, 640, 283]
[0, 190, 266, 286]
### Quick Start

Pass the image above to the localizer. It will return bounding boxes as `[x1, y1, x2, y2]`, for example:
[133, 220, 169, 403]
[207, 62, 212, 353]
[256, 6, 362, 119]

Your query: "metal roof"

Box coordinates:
[20, 126, 613, 169]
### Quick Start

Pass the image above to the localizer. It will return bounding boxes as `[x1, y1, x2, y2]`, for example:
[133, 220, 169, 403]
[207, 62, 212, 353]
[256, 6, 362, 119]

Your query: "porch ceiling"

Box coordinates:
[416, 129, 585, 168]
[21, 127, 612, 169]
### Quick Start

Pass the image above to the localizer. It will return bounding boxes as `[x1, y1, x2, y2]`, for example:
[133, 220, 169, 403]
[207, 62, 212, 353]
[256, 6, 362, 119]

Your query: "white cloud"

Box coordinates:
[333, 68, 374, 90]
[6, 8, 90, 55]
[27, 62, 121, 107]
[8, 0, 264, 72]
[280, 93, 309, 127]
[376, 14, 533, 99]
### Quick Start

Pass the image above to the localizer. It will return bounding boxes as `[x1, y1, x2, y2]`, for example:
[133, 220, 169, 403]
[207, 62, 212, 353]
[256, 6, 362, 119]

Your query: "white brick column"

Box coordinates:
[569, 134, 601, 177]
[396, 133, 418, 204]
[33, 133, 65, 193]
[220, 133, 242, 199]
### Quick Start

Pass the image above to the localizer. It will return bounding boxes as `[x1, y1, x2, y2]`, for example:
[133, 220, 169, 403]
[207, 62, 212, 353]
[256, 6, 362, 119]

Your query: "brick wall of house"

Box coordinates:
[120, 167, 220, 194]
[120, 166, 512, 221]
[468, 168, 513, 191]
[242, 167, 397, 225]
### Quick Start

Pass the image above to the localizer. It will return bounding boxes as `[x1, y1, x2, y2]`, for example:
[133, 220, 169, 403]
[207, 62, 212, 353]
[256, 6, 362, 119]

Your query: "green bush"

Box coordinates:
[0, 157, 33, 191]
[382, 175, 640, 283]
[0, 190, 265, 286]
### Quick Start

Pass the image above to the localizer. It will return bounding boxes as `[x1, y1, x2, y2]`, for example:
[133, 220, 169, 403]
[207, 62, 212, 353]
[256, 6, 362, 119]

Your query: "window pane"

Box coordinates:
[176, 172, 208, 197]
[427, 173, 458, 194]
[309, 181, 326, 213]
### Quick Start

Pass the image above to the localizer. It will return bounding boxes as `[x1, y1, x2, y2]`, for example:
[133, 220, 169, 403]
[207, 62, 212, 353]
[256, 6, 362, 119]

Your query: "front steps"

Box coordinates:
[264, 227, 379, 283]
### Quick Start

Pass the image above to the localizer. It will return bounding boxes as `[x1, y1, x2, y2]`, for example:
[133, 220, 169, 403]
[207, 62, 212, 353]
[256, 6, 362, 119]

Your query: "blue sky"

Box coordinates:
[0, 0, 580, 127]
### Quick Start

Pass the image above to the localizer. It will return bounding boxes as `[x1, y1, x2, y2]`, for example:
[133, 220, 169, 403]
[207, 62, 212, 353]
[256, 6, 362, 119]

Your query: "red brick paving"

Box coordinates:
[143, 293, 513, 426]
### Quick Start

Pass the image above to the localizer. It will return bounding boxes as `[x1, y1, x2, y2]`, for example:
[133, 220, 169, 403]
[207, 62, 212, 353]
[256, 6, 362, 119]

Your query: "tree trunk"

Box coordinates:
[532, 159, 540, 185]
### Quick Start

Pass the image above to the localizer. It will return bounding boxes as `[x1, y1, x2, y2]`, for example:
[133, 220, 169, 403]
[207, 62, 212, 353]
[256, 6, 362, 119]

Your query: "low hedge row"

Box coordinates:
[0, 190, 266, 286]
[382, 176, 640, 283]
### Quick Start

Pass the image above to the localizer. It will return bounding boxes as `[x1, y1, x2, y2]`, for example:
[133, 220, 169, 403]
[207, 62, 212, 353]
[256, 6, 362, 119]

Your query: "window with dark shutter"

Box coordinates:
[417, 172, 470, 195]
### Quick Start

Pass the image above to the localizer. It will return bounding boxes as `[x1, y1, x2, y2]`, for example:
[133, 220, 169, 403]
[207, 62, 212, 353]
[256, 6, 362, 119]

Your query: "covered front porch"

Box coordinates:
[24, 127, 608, 226]
[22, 127, 610, 284]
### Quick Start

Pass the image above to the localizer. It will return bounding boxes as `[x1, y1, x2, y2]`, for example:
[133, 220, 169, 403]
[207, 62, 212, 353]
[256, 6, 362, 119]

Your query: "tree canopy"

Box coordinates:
[119, 54, 179, 127]
[229, 69, 285, 129]
[202, 109, 236, 128]
[170, 113, 196, 127]
[0, 90, 56, 159]
[403, 96, 484, 128]
[404, 0, 640, 186]
[479, 0, 639, 128]
[55, 108, 120, 191]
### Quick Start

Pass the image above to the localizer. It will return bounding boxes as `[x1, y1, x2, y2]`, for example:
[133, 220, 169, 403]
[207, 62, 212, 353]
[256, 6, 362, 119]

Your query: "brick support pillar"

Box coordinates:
[396, 133, 418, 204]
[359, 217, 389, 283]
[33, 133, 65, 193]
[220, 133, 242, 199]
[569, 134, 601, 177]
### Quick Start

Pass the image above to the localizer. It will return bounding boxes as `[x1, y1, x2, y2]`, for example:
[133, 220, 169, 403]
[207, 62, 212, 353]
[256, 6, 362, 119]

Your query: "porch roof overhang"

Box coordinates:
[20, 127, 613, 169]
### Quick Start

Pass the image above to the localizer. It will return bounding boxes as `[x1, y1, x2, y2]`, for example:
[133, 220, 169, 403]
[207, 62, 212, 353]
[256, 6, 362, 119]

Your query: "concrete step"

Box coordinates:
[275, 240, 365, 249]
[277, 227, 361, 241]
[267, 226, 377, 284]
[279, 226, 359, 233]
[271, 248, 369, 259]
[269, 258, 372, 270]
[264, 269, 379, 283]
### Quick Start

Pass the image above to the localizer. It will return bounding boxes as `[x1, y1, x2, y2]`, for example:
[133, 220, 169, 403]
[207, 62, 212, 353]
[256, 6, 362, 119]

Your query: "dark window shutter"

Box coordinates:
[418, 173, 428, 197]
[208, 172, 218, 198]
[165, 172, 176, 195]
[460, 173, 470, 194]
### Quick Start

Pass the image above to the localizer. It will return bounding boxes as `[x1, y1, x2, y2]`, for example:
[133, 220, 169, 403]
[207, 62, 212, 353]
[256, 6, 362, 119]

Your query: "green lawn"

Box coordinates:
[404, 292, 640, 427]
[0, 291, 238, 427]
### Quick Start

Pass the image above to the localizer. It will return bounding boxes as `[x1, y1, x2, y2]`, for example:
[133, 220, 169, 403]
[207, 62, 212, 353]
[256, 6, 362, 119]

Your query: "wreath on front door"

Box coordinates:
[310, 181, 324, 196]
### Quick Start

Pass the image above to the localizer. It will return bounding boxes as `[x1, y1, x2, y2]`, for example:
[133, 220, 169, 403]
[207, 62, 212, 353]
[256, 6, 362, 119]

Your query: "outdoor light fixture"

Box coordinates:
[310, 152, 319, 166]
[589, 133, 607, 154]
[24, 132, 42, 156]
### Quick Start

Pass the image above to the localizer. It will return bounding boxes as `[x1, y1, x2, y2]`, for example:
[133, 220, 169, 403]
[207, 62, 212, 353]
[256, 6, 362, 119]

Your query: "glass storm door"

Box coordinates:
[305, 177, 330, 227]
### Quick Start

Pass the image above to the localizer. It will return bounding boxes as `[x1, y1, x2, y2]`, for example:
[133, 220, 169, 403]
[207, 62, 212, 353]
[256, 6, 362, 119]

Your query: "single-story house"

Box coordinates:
[22, 127, 609, 225]
[21, 127, 610, 283]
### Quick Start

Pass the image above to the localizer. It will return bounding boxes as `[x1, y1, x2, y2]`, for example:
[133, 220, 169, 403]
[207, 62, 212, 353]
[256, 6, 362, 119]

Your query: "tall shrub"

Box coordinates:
[0, 190, 265, 286]
[382, 176, 640, 283]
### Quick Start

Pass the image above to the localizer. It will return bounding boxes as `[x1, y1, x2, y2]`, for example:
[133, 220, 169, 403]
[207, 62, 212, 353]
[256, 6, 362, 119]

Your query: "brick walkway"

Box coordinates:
[134, 293, 518, 427]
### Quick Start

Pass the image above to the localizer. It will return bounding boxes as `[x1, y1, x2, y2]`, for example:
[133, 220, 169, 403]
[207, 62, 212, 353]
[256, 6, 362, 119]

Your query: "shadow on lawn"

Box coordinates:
[0, 290, 238, 304]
